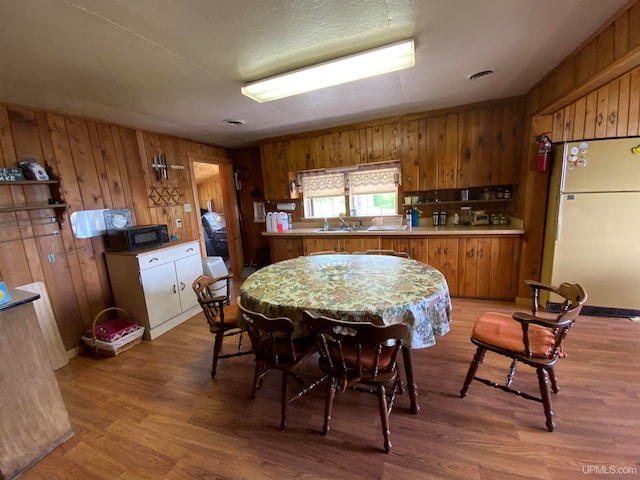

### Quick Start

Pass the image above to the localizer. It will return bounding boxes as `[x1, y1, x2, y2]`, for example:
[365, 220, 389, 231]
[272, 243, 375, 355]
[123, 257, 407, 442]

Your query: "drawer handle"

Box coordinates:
[148, 257, 160, 263]
[180, 282, 186, 291]
[186, 247, 194, 252]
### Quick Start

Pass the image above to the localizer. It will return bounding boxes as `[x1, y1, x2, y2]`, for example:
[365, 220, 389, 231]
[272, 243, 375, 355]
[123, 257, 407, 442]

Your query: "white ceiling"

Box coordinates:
[0, 0, 628, 149]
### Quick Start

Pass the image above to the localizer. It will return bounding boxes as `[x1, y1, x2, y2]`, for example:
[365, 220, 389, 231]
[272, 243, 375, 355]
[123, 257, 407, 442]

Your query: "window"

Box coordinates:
[299, 163, 400, 218]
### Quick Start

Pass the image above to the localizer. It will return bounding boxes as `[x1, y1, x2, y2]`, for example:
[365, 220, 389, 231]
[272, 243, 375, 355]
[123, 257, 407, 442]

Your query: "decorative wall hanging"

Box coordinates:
[149, 186, 184, 206]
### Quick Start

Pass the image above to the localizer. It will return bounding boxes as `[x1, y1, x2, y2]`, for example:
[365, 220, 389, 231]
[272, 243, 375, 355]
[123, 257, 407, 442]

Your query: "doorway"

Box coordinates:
[188, 154, 244, 279]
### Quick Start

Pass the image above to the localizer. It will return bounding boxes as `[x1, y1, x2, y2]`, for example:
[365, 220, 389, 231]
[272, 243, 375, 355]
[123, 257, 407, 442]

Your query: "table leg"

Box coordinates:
[402, 347, 420, 414]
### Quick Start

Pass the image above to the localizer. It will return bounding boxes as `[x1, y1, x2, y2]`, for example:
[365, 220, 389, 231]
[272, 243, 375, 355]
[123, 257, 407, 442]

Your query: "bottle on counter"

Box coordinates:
[406, 210, 413, 231]
[323, 218, 329, 231]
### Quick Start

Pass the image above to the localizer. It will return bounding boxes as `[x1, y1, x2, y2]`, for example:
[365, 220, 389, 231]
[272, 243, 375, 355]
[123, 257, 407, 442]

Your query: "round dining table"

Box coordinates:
[239, 253, 452, 413]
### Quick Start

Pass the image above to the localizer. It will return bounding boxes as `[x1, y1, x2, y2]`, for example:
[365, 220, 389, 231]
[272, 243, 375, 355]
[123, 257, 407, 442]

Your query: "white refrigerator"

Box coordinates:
[541, 137, 640, 316]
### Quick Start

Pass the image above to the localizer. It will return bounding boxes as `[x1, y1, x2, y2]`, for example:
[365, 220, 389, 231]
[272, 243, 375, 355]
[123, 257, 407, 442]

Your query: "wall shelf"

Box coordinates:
[0, 179, 67, 227]
[403, 199, 511, 207]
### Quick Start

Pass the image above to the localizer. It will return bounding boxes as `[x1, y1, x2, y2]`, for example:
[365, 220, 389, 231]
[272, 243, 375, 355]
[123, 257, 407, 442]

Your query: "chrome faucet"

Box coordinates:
[338, 215, 350, 228]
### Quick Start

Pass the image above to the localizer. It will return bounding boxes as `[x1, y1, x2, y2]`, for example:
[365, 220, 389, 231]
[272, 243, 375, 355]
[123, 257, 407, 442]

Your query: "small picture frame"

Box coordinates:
[253, 201, 266, 223]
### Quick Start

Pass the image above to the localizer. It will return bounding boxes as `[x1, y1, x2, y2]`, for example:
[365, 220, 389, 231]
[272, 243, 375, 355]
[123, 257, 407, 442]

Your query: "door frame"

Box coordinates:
[187, 153, 244, 279]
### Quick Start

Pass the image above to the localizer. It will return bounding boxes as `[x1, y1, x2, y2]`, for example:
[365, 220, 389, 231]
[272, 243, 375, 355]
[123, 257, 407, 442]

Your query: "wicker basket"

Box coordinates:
[81, 307, 144, 357]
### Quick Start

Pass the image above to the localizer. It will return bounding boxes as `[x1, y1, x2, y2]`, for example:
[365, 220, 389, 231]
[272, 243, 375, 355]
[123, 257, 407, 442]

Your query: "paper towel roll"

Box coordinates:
[276, 202, 296, 211]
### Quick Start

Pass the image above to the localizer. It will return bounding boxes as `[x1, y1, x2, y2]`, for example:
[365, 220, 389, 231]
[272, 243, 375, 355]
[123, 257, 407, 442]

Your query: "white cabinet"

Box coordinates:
[105, 241, 203, 340]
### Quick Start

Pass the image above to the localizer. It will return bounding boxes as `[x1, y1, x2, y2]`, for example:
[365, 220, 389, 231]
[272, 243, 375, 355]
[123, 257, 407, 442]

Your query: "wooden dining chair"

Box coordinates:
[353, 249, 410, 258]
[238, 302, 326, 431]
[303, 310, 408, 453]
[192, 275, 251, 378]
[459, 280, 587, 431]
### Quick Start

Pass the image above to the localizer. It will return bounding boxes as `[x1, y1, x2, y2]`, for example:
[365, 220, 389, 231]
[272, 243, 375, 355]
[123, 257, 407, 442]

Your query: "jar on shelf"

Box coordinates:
[482, 188, 490, 200]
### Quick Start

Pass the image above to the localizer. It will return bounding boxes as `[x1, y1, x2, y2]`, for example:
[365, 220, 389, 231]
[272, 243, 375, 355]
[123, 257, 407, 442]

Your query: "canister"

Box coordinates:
[432, 211, 439, 226]
[439, 211, 447, 226]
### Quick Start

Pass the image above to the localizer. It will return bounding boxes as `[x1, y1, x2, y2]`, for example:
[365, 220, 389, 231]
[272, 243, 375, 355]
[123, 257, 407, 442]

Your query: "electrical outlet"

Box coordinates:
[183, 203, 192, 213]
[176, 218, 182, 228]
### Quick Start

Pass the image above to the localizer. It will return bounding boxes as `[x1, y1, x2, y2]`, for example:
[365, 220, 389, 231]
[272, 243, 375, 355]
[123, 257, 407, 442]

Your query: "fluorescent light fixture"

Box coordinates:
[241, 39, 415, 103]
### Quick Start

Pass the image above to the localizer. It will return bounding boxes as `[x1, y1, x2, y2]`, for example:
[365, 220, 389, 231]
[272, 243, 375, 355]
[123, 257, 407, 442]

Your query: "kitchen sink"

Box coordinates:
[313, 227, 368, 232]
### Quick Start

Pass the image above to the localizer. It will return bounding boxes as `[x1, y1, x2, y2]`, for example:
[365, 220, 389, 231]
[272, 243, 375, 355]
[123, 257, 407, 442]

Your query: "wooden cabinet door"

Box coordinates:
[140, 262, 182, 328]
[343, 237, 379, 253]
[458, 236, 520, 299]
[303, 238, 343, 255]
[270, 238, 304, 262]
[175, 253, 202, 312]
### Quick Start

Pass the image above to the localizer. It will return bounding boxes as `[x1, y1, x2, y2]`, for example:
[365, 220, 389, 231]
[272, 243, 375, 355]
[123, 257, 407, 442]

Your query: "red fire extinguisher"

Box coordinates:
[536, 133, 552, 171]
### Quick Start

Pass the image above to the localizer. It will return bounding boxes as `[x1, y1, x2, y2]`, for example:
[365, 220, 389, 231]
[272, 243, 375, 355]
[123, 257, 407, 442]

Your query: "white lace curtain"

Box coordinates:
[301, 172, 345, 198]
[349, 166, 400, 194]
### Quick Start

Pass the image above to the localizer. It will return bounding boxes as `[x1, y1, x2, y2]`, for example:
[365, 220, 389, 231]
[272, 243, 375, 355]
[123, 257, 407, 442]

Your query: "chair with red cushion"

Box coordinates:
[303, 310, 408, 453]
[238, 302, 325, 431]
[192, 275, 251, 378]
[459, 280, 587, 431]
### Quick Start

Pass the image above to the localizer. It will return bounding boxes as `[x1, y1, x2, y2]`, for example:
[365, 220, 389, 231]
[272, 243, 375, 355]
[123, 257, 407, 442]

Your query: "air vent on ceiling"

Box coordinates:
[223, 118, 246, 126]
[467, 70, 494, 80]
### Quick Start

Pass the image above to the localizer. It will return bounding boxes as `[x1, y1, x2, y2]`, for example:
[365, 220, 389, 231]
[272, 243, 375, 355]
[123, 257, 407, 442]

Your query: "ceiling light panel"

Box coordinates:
[241, 39, 415, 103]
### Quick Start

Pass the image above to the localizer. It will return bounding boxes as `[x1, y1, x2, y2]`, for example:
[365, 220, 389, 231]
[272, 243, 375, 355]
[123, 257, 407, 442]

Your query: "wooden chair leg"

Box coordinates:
[537, 367, 555, 432]
[548, 366, 559, 394]
[460, 346, 486, 397]
[211, 331, 225, 378]
[323, 377, 337, 435]
[280, 370, 288, 431]
[377, 384, 392, 453]
[251, 361, 262, 399]
[505, 359, 518, 388]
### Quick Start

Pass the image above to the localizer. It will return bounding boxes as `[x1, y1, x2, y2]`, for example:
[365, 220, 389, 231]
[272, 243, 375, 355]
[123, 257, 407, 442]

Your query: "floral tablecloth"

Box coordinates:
[240, 254, 452, 349]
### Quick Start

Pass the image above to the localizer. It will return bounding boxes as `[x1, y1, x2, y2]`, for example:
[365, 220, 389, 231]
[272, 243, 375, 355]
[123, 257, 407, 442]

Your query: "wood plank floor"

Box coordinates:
[22, 291, 640, 480]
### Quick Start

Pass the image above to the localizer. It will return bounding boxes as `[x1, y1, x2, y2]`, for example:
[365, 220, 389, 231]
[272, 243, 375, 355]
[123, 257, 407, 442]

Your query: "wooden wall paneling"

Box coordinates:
[552, 110, 565, 143]
[628, 68, 640, 135]
[323, 133, 339, 168]
[457, 110, 472, 188]
[563, 104, 575, 141]
[357, 129, 368, 165]
[595, 84, 610, 138]
[382, 122, 399, 162]
[36, 113, 90, 348]
[37, 111, 102, 338]
[123, 130, 152, 226]
[0, 107, 36, 285]
[287, 138, 306, 173]
[444, 114, 458, 189]
[516, 114, 553, 299]
[112, 127, 137, 211]
[501, 103, 519, 184]
[616, 72, 631, 136]
[95, 123, 127, 209]
[58, 116, 112, 336]
[369, 125, 383, 163]
[630, 2, 640, 50]
[491, 107, 504, 185]
[608, 78, 622, 136]
[337, 131, 351, 166]
[614, 9, 629, 61]
[402, 119, 419, 191]
[469, 110, 482, 187]
[583, 91, 599, 139]
[348, 130, 361, 166]
[596, 22, 615, 72]
[417, 118, 428, 190]
[478, 108, 494, 186]
[572, 96, 587, 139]
[424, 117, 438, 190]
[436, 115, 447, 190]
[310, 136, 324, 169]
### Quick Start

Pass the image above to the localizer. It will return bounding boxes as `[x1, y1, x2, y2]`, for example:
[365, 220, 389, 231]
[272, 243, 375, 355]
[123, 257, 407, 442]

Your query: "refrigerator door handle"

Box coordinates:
[556, 196, 564, 241]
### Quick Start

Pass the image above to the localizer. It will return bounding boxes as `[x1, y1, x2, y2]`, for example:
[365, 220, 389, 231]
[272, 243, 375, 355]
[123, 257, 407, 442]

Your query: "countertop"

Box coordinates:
[0, 287, 40, 312]
[263, 224, 524, 237]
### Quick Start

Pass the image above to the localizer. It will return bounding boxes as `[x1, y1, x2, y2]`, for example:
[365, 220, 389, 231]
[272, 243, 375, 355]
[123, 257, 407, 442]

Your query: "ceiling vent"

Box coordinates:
[467, 70, 494, 80]
[223, 118, 246, 126]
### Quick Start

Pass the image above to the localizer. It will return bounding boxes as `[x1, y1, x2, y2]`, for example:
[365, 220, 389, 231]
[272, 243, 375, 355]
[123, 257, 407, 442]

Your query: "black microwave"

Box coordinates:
[107, 224, 169, 251]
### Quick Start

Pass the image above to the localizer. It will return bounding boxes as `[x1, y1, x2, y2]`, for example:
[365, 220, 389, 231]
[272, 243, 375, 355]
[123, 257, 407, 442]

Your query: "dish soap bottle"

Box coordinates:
[323, 218, 329, 231]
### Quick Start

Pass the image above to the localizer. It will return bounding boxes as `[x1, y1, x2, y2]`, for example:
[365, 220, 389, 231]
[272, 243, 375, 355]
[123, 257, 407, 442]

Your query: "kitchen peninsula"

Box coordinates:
[264, 221, 524, 300]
